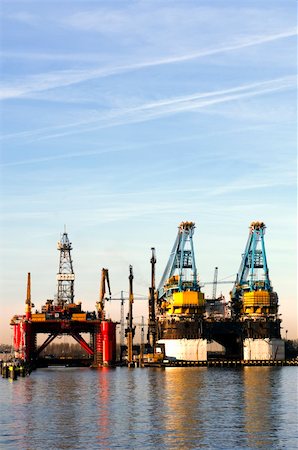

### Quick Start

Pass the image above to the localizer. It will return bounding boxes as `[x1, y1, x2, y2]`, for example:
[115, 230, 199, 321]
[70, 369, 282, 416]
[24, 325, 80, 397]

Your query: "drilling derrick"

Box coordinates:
[157, 221, 205, 316]
[56, 231, 75, 308]
[231, 221, 278, 320]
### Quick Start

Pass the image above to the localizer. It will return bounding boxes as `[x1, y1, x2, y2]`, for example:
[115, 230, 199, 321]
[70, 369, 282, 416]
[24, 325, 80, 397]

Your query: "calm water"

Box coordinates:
[0, 366, 297, 449]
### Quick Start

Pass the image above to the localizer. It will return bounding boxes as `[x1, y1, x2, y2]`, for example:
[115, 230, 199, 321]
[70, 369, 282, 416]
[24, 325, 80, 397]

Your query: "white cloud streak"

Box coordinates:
[2, 75, 293, 143]
[0, 28, 296, 100]
[0, 124, 270, 167]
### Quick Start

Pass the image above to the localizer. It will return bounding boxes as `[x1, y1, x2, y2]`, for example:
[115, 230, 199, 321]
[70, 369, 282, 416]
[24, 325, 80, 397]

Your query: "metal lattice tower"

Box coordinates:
[231, 221, 274, 319]
[56, 230, 75, 307]
[158, 221, 198, 300]
[232, 221, 271, 293]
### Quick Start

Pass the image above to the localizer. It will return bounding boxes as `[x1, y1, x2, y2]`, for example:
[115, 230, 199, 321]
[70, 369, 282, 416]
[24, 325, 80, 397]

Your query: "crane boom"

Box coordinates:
[96, 268, 111, 319]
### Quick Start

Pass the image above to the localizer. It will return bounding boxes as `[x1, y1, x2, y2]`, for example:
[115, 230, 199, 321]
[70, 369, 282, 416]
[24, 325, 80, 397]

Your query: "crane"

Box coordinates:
[156, 221, 206, 317]
[157, 221, 198, 300]
[96, 268, 111, 320]
[230, 221, 277, 319]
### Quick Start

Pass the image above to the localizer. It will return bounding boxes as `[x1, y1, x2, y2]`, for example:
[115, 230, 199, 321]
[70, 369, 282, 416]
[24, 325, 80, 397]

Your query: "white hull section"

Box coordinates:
[158, 338, 207, 361]
[243, 338, 285, 361]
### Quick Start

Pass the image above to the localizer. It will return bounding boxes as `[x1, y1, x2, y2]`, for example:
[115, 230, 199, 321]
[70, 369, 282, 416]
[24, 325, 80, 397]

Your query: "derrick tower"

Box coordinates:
[56, 230, 75, 307]
[231, 221, 278, 320]
[157, 221, 205, 316]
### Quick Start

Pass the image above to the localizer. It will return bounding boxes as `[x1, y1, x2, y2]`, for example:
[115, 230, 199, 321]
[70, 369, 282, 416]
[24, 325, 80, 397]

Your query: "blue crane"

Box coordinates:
[157, 221, 198, 301]
[231, 221, 273, 318]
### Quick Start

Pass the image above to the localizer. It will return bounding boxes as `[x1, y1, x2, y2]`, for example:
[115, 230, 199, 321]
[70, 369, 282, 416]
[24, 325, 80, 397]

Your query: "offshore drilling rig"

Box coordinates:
[154, 220, 285, 361]
[10, 231, 116, 368]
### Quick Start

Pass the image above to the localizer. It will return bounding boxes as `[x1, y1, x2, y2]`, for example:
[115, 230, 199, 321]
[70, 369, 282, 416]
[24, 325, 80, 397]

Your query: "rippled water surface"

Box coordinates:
[0, 366, 297, 449]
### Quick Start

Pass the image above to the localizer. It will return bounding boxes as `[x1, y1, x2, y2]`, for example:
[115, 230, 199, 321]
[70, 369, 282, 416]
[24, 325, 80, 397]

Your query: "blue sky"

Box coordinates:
[0, 1, 297, 343]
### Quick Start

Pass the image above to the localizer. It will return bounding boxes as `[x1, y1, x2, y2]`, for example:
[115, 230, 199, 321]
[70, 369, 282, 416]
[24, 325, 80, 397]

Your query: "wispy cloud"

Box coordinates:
[0, 124, 269, 167]
[209, 174, 296, 197]
[1, 175, 294, 224]
[1, 28, 296, 101]
[6, 11, 37, 25]
[0, 51, 109, 62]
[2, 75, 294, 143]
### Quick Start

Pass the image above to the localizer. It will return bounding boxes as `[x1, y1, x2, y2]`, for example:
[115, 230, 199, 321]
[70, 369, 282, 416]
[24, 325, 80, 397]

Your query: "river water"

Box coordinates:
[0, 366, 297, 449]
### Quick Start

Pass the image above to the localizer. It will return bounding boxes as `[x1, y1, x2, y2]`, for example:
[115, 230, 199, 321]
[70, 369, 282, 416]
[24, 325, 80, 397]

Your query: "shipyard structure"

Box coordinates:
[154, 221, 285, 362]
[11, 232, 117, 368]
[10, 220, 285, 368]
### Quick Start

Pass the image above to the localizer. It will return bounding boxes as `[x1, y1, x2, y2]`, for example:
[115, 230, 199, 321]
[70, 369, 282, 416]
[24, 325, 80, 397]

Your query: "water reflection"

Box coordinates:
[162, 368, 206, 448]
[96, 368, 112, 447]
[0, 365, 295, 449]
[29, 369, 84, 449]
[243, 367, 281, 449]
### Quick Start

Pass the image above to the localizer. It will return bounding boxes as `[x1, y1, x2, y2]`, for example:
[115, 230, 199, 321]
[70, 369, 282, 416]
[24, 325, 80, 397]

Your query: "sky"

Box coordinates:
[0, 0, 297, 344]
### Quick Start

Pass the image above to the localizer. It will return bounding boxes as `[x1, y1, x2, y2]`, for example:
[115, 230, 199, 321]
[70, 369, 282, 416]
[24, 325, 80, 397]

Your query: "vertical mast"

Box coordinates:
[148, 247, 157, 348]
[25, 272, 32, 320]
[126, 265, 134, 365]
[120, 290, 125, 347]
[212, 267, 218, 300]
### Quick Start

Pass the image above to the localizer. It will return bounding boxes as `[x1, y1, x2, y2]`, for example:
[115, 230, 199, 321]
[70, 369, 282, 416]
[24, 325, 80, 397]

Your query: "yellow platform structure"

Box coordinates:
[31, 313, 46, 322]
[242, 291, 277, 316]
[166, 291, 205, 315]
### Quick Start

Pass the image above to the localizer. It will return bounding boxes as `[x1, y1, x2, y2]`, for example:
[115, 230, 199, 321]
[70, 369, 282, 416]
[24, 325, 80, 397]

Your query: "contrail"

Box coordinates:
[0, 28, 296, 100]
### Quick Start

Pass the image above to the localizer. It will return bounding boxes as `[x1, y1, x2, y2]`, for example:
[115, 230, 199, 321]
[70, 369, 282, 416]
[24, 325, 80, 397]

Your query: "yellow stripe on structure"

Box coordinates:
[173, 291, 205, 306]
[243, 291, 270, 306]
